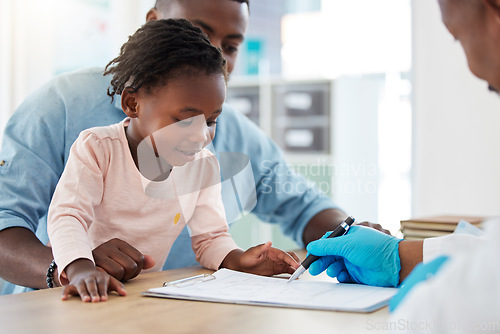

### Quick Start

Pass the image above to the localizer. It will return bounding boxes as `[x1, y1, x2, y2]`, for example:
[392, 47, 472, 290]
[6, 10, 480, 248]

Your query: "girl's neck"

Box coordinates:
[124, 121, 141, 168]
[125, 121, 173, 181]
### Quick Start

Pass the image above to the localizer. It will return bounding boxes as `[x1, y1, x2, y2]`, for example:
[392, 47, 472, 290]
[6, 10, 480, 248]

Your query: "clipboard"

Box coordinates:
[142, 269, 398, 313]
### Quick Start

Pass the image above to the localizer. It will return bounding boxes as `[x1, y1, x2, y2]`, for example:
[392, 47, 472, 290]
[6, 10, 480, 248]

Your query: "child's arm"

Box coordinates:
[188, 152, 299, 275]
[220, 241, 300, 276]
[61, 258, 127, 302]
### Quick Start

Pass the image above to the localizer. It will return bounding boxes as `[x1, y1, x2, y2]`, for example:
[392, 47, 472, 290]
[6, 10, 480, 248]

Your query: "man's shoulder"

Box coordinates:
[16, 67, 113, 115]
[41, 67, 123, 130]
[48, 67, 111, 97]
[51, 67, 108, 85]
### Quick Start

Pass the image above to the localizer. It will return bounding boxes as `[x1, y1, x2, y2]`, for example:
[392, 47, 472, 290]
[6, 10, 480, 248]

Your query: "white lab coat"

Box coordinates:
[390, 219, 500, 333]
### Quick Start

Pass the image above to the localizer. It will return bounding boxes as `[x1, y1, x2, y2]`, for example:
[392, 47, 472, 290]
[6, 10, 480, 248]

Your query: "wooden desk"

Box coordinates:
[0, 266, 390, 334]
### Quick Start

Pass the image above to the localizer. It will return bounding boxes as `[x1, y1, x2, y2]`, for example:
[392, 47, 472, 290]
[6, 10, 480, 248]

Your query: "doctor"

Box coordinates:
[306, 0, 500, 331]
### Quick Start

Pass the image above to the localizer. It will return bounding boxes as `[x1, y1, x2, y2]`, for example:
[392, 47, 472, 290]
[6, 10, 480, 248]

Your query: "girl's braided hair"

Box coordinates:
[103, 18, 228, 101]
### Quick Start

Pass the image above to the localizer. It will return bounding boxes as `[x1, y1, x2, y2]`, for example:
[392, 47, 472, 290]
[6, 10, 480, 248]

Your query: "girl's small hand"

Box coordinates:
[62, 259, 127, 302]
[238, 241, 300, 276]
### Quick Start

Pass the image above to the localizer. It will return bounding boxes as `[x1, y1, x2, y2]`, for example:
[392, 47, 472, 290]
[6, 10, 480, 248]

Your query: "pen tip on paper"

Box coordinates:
[287, 266, 305, 283]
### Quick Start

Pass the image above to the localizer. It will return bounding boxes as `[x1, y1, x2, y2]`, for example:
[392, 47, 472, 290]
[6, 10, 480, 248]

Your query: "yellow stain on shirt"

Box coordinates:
[174, 213, 181, 224]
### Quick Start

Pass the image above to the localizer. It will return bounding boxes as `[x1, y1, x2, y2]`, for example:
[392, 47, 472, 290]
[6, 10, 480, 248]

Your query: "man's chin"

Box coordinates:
[488, 83, 499, 94]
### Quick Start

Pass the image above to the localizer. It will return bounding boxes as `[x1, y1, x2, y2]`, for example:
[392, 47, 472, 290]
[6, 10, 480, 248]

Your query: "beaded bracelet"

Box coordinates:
[46, 260, 57, 288]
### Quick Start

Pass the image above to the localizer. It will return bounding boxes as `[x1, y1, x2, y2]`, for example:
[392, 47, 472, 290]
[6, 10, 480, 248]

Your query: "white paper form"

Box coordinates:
[143, 269, 398, 313]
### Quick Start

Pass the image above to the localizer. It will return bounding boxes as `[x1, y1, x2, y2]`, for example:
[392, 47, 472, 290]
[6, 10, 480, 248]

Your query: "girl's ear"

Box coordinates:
[121, 89, 139, 118]
[146, 8, 159, 22]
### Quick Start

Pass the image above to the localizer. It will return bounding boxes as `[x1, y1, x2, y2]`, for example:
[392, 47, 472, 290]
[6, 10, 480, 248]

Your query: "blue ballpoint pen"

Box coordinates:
[287, 216, 355, 283]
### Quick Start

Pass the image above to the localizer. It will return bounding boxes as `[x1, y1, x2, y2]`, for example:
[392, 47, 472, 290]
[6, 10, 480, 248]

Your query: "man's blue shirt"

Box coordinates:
[0, 67, 338, 294]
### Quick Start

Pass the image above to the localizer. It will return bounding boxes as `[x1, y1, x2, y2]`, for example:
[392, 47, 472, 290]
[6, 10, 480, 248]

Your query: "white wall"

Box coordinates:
[332, 75, 383, 226]
[0, 0, 154, 147]
[412, 0, 500, 218]
[0, 0, 55, 145]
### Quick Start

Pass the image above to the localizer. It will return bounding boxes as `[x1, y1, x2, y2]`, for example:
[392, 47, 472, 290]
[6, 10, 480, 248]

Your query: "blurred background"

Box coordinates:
[1, 0, 500, 251]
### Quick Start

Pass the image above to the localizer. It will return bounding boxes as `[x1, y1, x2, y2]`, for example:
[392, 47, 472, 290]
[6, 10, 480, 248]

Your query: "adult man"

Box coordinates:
[307, 0, 500, 330]
[0, 0, 385, 294]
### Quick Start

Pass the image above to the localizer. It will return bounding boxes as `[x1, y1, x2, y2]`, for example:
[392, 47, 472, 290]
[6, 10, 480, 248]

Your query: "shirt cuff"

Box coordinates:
[423, 233, 483, 263]
[192, 232, 240, 270]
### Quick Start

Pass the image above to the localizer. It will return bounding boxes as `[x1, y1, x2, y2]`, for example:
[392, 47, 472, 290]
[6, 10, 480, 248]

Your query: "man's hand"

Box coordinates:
[356, 221, 392, 235]
[92, 238, 155, 282]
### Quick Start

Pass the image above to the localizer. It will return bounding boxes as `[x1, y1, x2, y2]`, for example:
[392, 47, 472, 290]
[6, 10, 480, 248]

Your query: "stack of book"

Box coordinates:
[400, 215, 484, 240]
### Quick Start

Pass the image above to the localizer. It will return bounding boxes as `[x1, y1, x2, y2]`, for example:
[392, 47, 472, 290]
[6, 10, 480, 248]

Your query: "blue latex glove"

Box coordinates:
[306, 225, 403, 287]
[389, 255, 449, 311]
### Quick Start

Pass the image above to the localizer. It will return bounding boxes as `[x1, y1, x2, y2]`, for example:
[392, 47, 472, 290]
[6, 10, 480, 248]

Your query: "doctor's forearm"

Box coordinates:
[398, 240, 424, 283]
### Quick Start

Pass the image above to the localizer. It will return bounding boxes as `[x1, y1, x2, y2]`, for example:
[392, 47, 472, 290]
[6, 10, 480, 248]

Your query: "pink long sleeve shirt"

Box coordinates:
[47, 119, 239, 284]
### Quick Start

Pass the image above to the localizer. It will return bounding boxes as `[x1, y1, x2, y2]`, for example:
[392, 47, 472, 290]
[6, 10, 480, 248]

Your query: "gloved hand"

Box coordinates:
[389, 255, 449, 311]
[306, 225, 403, 287]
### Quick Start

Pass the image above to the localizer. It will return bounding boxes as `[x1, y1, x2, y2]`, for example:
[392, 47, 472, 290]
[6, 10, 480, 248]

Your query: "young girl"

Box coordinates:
[47, 19, 299, 303]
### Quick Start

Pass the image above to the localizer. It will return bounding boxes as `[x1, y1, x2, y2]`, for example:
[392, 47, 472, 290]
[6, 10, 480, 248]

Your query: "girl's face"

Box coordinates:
[123, 73, 226, 167]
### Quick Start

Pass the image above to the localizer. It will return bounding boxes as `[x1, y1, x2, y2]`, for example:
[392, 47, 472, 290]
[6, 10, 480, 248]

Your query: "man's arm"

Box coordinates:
[302, 208, 392, 245]
[215, 107, 345, 247]
[215, 106, 391, 249]
[0, 79, 67, 289]
[301, 208, 347, 245]
[0, 227, 55, 289]
[0, 227, 153, 289]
